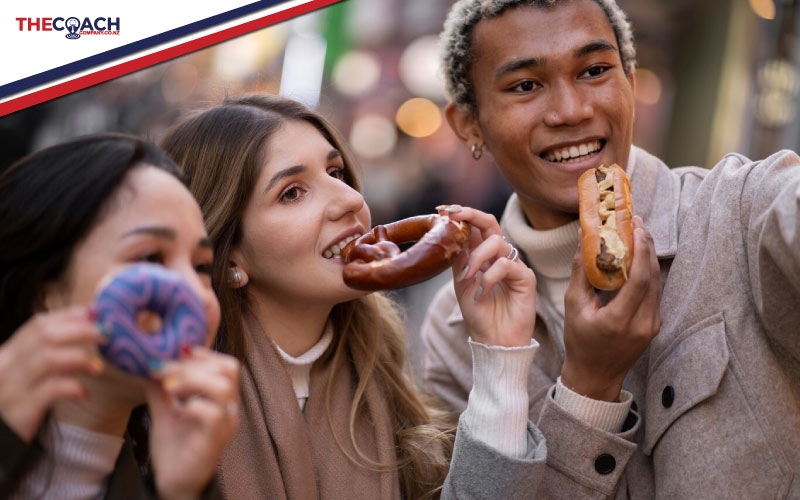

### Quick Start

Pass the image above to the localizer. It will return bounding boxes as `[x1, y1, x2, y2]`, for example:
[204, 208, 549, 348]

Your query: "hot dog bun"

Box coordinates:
[578, 164, 633, 291]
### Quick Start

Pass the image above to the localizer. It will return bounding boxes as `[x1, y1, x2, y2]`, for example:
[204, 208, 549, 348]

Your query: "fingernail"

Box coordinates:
[90, 356, 104, 374]
[634, 227, 644, 240]
[163, 376, 179, 391]
[180, 344, 192, 357]
[148, 359, 163, 372]
[443, 205, 462, 214]
[456, 264, 470, 281]
[87, 306, 99, 321]
[473, 285, 483, 301]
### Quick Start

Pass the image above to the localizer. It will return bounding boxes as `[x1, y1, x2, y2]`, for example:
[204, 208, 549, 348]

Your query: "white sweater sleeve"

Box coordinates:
[462, 338, 538, 458]
[554, 376, 633, 433]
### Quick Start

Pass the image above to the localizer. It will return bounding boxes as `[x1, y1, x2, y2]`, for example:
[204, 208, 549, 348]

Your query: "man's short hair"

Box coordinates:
[441, 0, 637, 115]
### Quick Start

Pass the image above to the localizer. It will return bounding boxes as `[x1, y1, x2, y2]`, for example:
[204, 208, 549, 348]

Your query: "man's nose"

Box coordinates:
[543, 80, 593, 127]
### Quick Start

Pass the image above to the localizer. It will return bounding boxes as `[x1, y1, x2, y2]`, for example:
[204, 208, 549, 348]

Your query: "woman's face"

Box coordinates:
[233, 120, 371, 307]
[48, 166, 221, 348]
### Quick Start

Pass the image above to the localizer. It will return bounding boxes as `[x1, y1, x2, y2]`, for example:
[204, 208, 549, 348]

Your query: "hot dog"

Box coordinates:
[578, 164, 633, 291]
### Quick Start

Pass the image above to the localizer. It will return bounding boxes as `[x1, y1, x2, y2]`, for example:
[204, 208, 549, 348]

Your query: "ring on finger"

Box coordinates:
[505, 244, 519, 262]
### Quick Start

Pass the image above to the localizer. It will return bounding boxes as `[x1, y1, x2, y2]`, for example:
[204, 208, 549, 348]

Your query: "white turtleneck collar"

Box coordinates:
[273, 323, 334, 410]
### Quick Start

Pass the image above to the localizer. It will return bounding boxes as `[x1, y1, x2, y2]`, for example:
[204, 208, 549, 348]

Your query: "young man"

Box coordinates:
[423, 0, 800, 498]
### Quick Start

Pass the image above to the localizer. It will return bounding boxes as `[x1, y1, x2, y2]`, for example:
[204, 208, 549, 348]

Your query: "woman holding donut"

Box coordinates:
[0, 134, 241, 499]
[160, 94, 543, 499]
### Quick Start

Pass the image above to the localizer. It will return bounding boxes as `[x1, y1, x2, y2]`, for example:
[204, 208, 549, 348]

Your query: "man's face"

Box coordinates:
[466, 0, 635, 229]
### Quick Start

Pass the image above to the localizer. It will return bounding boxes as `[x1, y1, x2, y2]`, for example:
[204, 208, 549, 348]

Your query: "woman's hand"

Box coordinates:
[0, 307, 105, 442]
[440, 205, 537, 348]
[147, 347, 241, 500]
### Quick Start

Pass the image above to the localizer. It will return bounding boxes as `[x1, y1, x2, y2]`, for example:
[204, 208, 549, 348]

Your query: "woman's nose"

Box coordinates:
[325, 178, 366, 221]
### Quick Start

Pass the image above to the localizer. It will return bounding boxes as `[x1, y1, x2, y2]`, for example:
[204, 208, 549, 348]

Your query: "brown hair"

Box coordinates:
[160, 94, 453, 499]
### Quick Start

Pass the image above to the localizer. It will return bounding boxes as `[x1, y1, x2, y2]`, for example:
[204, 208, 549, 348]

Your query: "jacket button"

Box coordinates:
[662, 385, 675, 408]
[594, 454, 616, 475]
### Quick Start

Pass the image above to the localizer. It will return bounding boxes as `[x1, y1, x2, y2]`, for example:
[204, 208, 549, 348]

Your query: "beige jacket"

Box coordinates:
[422, 146, 800, 499]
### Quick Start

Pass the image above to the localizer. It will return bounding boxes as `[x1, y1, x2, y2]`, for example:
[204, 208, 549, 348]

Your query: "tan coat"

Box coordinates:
[422, 146, 800, 499]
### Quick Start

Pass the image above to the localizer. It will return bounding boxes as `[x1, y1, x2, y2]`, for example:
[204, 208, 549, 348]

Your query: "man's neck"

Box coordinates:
[519, 198, 578, 230]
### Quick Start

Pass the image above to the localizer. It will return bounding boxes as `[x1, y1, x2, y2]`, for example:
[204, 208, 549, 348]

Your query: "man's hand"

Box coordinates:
[561, 217, 662, 401]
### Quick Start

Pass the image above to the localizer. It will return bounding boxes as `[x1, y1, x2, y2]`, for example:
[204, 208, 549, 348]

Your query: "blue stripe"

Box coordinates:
[0, 0, 290, 99]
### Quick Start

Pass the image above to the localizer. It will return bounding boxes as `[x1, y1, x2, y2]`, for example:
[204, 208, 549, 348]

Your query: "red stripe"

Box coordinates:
[0, 0, 342, 117]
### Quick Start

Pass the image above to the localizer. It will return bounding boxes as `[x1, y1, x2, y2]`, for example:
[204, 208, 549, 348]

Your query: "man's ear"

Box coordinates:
[445, 102, 484, 150]
[627, 70, 636, 120]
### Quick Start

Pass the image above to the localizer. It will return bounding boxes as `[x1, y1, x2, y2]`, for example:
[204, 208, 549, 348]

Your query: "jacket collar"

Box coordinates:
[627, 146, 680, 259]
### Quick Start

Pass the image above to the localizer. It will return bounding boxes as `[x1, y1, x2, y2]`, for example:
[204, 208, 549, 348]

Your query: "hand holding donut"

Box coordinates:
[442, 205, 537, 348]
[147, 347, 241, 499]
[0, 307, 105, 442]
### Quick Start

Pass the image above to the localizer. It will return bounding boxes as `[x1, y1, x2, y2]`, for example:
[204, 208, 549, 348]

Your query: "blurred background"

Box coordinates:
[1, 0, 798, 368]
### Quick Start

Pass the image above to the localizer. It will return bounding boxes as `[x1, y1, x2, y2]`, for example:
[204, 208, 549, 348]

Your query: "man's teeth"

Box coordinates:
[544, 140, 602, 163]
[323, 233, 362, 259]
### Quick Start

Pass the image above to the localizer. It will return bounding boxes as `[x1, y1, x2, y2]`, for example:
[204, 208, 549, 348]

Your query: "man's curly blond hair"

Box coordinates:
[441, 0, 637, 115]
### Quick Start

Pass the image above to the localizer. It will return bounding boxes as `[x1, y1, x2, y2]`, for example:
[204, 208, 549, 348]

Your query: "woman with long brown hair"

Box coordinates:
[160, 94, 539, 499]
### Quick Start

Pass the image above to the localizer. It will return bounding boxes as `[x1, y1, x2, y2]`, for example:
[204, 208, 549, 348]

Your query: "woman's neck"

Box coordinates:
[248, 290, 333, 357]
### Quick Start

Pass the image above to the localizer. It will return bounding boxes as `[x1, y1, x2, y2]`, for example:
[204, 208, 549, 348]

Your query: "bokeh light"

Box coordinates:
[399, 35, 447, 101]
[395, 97, 442, 137]
[749, 0, 776, 20]
[350, 114, 397, 159]
[332, 51, 382, 97]
[634, 68, 663, 105]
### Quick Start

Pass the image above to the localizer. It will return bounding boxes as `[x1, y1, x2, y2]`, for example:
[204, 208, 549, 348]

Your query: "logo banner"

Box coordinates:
[0, 0, 342, 116]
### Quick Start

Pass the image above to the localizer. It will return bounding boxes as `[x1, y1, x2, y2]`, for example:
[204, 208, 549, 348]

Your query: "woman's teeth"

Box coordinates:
[323, 233, 362, 259]
[544, 140, 602, 163]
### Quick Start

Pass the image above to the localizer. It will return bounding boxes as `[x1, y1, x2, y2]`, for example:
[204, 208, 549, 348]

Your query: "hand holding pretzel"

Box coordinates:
[441, 206, 537, 348]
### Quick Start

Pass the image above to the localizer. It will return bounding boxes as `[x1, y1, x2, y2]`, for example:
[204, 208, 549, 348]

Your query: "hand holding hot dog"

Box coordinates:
[561, 216, 662, 402]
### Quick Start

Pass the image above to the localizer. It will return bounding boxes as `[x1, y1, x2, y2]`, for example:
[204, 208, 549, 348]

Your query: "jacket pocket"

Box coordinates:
[642, 313, 728, 454]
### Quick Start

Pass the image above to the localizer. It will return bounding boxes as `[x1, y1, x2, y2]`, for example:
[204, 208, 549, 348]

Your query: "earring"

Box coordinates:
[471, 144, 483, 161]
[228, 269, 242, 285]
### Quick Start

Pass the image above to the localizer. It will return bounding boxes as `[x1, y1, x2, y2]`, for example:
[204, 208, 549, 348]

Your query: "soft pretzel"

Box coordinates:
[341, 214, 470, 291]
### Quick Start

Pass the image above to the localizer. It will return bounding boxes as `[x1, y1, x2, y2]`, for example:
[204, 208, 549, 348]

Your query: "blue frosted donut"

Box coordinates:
[93, 263, 208, 377]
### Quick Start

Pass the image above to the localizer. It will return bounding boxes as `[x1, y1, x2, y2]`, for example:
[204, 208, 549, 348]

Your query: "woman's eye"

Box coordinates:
[329, 167, 346, 181]
[280, 186, 303, 202]
[195, 263, 213, 276]
[511, 80, 537, 92]
[141, 252, 164, 264]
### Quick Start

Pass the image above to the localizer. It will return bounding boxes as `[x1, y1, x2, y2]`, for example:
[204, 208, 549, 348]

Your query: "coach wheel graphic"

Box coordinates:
[65, 17, 80, 39]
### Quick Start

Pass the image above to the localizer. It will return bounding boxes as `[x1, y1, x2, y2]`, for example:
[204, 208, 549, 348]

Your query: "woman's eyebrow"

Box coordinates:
[264, 165, 306, 194]
[120, 226, 175, 241]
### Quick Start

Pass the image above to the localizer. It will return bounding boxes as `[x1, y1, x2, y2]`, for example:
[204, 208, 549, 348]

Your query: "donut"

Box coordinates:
[341, 214, 470, 291]
[93, 263, 208, 377]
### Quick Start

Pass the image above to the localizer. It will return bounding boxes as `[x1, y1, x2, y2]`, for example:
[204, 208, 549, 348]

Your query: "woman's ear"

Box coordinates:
[445, 102, 485, 153]
[227, 261, 249, 289]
